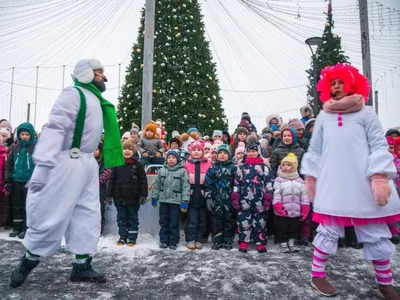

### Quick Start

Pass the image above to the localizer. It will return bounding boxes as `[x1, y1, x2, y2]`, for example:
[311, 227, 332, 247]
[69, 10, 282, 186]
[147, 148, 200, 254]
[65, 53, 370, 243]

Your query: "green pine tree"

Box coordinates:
[306, 1, 349, 113]
[118, 1, 227, 136]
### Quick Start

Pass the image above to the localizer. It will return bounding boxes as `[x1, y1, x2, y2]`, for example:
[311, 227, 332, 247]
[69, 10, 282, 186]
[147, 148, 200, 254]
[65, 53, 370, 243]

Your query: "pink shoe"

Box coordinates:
[239, 241, 248, 253]
[256, 244, 267, 253]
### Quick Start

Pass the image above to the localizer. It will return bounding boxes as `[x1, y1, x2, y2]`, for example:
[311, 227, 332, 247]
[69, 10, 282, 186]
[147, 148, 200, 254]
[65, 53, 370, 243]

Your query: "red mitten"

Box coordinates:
[273, 202, 287, 216]
[231, 192, 241, 211]
[371, 174, 392, 206]
[300, 205, 310, 221]
[263, 193, 272, 211]
[305, 176, 316, 202]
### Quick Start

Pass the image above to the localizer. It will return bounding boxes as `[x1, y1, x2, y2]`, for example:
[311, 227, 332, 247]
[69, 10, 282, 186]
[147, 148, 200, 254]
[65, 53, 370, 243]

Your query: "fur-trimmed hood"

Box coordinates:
[300, 105, 314, 118]
[266, 114, 282, 127]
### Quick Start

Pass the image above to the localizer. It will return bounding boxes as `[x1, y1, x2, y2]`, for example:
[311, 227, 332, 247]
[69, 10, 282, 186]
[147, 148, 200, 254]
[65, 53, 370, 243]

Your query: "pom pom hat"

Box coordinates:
[316, 63, 370, 102]
[71, 59, 105, 84]
[281, 153, 298, 171]
[189, 139, 205, 155]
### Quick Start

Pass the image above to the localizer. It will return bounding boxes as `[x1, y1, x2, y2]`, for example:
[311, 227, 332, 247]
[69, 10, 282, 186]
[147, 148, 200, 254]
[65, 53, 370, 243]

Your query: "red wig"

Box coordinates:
[316, 63, 370, 102]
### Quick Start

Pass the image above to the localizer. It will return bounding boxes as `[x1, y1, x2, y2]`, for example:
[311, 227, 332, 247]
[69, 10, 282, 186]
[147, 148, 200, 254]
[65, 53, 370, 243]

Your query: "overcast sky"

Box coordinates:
[0, 0, 399, 133]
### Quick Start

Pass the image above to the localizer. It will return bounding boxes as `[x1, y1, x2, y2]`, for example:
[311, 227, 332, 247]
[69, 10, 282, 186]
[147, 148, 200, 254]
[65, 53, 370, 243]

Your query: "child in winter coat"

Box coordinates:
[288, 118, 308, 151]
[151, 149, 190, 250]
[205, 144, 237, 250]
[301, 63, 400, 298]
[5, 122, 36, 239]
[273, 153, 309, 253]
[137, 122, 165, 166]
[300, 105, 314, 124]
[231, 136, 274, 253]
[184, 140, 211, 250]
[169, 137, 187, 162]
[94, 142, 111, 234]
[107, 140, 148, 246]
[209, 144, 218, 164]
[270, 128, 305, 176]
[231, 127, 248, 155]
[233, 146, 245, 166]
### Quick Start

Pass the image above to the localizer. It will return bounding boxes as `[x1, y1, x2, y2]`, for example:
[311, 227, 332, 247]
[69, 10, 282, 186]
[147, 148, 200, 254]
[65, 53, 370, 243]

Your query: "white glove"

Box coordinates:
[29, 166, 52, 193]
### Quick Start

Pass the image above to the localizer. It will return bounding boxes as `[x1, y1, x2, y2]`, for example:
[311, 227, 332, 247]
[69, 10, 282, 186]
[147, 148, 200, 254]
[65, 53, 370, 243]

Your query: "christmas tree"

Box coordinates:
[306, 0, 349, 113]
[118, 0, 227, 136]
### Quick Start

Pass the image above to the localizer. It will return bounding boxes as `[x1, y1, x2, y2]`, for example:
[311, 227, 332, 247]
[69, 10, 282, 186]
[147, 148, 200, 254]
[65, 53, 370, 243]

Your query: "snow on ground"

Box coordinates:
[0, 203, 399, 299]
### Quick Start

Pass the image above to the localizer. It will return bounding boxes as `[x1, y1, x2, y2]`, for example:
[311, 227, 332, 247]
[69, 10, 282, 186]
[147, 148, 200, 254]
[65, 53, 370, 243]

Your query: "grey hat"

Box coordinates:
[212, 130, 223, 138]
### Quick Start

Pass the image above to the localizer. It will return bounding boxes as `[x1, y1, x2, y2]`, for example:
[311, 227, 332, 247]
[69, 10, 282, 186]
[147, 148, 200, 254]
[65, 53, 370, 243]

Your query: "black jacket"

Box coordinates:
[107, 160, 148, 206]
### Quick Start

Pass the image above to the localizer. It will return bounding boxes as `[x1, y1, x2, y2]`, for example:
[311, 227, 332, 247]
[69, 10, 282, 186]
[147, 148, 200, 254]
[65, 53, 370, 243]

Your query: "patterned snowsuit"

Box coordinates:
[205, 160, 237, 244]
[233, 157, 274, 245]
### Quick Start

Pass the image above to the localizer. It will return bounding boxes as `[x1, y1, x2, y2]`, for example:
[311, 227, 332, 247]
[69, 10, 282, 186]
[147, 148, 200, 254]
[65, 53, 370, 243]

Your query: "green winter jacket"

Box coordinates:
[6, 122, 36, 183]
[151, 161, 190, 205]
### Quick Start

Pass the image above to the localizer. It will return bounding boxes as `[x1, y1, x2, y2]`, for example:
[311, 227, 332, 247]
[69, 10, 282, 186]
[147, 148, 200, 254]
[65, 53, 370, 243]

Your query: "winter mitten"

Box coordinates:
[180, 202, 188, 213]
[151, 199, 158, 207]
[231, 192, 241, 211]
[371, 174, 392, 206]
[300, 205, 311, 221]
[4, 183, 12, 196]
[263, 192, 273, 211]
[305, 176, 316, 202]
[273, 202, 287, 216]
[139, 196, 147, 205]
[29, 166, 51, 193]
[206, 199, 213, 212]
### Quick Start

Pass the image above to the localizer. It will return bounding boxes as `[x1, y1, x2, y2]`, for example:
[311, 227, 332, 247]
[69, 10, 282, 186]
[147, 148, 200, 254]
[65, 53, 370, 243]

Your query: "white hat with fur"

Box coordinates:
[71, 59, 104, 84]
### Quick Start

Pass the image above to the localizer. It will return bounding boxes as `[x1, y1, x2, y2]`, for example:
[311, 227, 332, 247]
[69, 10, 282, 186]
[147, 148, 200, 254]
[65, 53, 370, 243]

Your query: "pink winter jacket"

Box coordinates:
[0, 145, 7, 190]
[184, 157, 211, 185]
[272, 175, 309, 218]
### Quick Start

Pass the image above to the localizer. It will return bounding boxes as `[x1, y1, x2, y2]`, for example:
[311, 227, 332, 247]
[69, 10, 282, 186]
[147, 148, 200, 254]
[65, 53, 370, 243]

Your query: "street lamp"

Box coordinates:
[305, 37, 323, 115]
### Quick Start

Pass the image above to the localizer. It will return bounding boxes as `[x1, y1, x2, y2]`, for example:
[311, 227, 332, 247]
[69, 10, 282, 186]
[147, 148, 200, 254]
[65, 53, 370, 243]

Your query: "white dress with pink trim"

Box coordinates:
[301, 106, 400, 226]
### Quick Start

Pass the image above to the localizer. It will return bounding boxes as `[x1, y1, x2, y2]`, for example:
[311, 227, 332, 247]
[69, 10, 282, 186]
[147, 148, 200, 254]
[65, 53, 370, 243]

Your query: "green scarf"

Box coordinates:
[74, 81, 124, 168]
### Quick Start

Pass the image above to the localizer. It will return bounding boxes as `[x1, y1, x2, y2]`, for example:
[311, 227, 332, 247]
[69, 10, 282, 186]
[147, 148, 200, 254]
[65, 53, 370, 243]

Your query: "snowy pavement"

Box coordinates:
[0, 203, 399, 299]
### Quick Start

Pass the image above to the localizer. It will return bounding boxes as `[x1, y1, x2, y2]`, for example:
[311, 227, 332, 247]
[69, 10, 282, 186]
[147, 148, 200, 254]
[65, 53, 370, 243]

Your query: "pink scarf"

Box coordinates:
[323, 94, 365, 114]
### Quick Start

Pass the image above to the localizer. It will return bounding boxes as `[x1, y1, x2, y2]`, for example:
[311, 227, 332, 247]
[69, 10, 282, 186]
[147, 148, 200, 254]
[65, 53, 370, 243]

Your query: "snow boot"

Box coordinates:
[9, 255, 39, 288]
[280, 242, 291, 253]
[169, 244, 177, 250]
[159, 242, 168, 249]
[117, 237, 127, 246]
[239, 241, 248, 253]
[70, 257, 106, 283]
[378, 284, 400, 299]
[9, 230, 21, 238]
[288, 239, 299, 252]
[224, 241, 233, 251]
[256, 244, 267, 253]
[127, 239, 135, 247]
[186, 241, 196, 250]
[212, 242, 224, 250]
[311, 277, 337, 297]
[338, 238, 346, 248]
[18, 231, 26, 239]
[195, 242, 203, 250]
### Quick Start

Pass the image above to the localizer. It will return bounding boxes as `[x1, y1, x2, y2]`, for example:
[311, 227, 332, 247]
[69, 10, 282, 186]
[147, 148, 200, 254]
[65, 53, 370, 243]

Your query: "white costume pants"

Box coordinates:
[24, 151, 100, 256]
[313, 224, 395, 260]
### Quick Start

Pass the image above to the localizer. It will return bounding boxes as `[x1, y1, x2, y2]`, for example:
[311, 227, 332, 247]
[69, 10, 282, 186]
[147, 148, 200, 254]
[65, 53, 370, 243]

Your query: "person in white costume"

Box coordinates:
[301, 63, 400, 299]
[9, 59, 124, 288]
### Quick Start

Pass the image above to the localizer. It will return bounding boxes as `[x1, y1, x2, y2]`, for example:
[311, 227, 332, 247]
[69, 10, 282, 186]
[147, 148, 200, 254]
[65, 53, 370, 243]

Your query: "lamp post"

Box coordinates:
[305, 37, 323, 116]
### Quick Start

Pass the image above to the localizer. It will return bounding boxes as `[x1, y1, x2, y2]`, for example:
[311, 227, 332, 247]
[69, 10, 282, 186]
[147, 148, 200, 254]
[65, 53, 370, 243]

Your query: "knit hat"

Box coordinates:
[169, 137, 182, 148]
[171, 130, 180, 138]
[270, 124, 280, 132]
[213, 130, 223, 138]
[281, 153, 298, 171]
[123, 139, 136, 152]
[305, 118, 316, 132]
[280, 123, 289, 131]
[235, 146, 245, 156]
[246, 135, 259, 152]
[288, 118, 305, 130]
[71, 59, 104, 84]
[241, 112, 251, 122]
[187, 127, 199, 134]
[217, 144, 232, 159]
[131, 122, 140, 130]
[144, 122, 157, 137]
[121, 131, 130, 140]
[130, 127, 139, 135]
[0, 120, 12, 132]
[236, 127, 249, 136]
[189, 139, 205, 154]
[0, 127, 11, 139]
[262, 127, 273, 135]
[166, 149, 181, 163]
[204, 142, 212, 150]
[386, 128, 400, 137]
